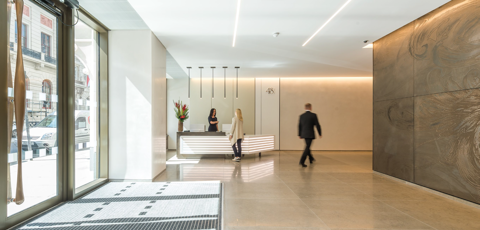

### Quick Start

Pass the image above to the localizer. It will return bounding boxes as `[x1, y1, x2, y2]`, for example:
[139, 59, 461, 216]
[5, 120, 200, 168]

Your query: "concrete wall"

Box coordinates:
[109, 30, 166, 180]
[373, 0, 480, 204]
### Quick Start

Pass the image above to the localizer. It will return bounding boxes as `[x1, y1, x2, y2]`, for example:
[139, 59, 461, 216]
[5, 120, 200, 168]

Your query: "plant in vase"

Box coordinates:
[174, 100, 189, 131]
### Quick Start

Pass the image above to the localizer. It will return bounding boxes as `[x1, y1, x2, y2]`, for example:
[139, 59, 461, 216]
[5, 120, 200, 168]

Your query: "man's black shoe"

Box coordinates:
[299, 164, 307, 168]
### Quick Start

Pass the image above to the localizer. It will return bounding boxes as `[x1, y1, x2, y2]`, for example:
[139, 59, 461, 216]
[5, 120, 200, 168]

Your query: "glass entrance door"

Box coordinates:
[6, 0, 61, 217]
[74, 20, 100, 189]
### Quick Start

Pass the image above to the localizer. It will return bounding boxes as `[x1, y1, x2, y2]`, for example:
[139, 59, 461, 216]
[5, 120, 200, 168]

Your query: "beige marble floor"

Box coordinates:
[154, 151, 480, 230]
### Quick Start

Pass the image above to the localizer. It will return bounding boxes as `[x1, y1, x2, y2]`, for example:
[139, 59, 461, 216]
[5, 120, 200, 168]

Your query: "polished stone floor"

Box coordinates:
[155, 151, 480, 230]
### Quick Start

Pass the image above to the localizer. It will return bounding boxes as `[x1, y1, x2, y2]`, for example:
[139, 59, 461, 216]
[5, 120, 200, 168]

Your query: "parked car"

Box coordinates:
[21, 111, 91, 154]
[12, 123, 25, 138]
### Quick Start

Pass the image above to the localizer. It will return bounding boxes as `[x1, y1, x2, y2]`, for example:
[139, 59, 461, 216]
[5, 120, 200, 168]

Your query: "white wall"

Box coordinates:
[255, 78, 280, 150]
[190, 76, 212, 127]
[187, 76, 255, 135]
[212, 75, 234, 132]
[166, 78, 189, 149]
[167, 76, 372, 151]
[234, 78, 255, 135]
[279, 78, 373, 151]
[109, 30, 167, 180]
[151, 33, 167, 178]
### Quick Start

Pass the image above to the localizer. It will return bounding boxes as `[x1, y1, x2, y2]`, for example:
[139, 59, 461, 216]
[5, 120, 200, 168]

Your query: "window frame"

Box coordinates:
[25, 76, 30, 108]
[14, 22, 28, 48]
[0, 2, 110, 228]
[42, 79, 52, 109]
[41, 32, 51, 56]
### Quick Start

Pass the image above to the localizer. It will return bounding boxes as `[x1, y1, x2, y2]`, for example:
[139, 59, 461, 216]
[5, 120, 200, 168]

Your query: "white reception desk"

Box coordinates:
[176, 132, 274, 157]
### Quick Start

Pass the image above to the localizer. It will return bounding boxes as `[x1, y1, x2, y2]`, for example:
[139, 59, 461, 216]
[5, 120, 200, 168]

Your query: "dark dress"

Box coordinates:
[208, 116, 218, 132]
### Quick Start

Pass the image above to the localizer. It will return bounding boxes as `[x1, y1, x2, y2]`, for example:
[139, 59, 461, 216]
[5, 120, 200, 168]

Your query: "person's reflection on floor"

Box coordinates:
[231, 162, 243, 182]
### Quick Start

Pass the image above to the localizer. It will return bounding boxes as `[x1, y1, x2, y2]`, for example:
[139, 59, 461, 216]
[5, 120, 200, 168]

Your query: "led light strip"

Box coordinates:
[302, 0, 352, 46]
[232, 0, 242, 47]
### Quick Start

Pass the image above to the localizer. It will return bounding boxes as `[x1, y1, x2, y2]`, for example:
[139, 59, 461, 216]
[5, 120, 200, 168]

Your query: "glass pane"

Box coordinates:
[7, 0, 58, 216]
[74, 20, 99, 189]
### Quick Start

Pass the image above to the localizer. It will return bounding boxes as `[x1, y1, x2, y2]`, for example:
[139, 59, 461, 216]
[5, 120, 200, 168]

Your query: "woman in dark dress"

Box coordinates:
[208, 108, 218, 132]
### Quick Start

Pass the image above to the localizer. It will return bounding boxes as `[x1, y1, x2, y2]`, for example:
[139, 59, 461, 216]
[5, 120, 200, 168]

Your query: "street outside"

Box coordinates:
[8, 149, 95, 216]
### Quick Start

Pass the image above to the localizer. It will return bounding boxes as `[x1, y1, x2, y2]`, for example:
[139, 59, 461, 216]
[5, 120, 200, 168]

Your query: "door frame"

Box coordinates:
[0, 1, 109, 228]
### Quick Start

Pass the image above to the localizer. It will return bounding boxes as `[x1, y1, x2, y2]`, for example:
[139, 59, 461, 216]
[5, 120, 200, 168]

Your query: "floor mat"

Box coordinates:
[14, 181, 223, 230]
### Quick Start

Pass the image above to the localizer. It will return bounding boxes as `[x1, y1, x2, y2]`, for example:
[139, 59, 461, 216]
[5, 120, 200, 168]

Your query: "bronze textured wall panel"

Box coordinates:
[374, 98, 414, 182]
[373, 0, 480, 205]
[374, 23, 414, 101]
[415, 89, 480, 204]
[412, 0, 480, 96]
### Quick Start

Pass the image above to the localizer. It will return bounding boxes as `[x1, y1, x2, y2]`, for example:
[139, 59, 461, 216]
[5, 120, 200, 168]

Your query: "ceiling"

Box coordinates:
[79, 0, 149, 30]
[82, 0, 450, 78]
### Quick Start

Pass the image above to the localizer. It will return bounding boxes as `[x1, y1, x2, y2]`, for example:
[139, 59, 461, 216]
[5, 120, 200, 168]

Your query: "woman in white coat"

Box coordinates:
[229, 109, 244, 162]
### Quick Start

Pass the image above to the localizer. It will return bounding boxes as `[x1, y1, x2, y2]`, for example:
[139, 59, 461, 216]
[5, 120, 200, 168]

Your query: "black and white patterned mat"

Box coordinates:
[14, 182, 223, 230]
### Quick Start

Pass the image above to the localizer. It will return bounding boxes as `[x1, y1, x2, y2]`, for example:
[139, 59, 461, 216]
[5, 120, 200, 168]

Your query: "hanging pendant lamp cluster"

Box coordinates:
[186, 66, 241, 99]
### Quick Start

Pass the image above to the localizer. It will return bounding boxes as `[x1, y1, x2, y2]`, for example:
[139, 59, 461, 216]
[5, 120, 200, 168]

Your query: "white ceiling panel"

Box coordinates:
[124, 0, 448, 77]
[79, 0, 149, 30]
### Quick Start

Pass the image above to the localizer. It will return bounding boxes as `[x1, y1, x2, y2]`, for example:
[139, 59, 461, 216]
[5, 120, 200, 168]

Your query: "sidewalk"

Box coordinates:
[8, 149, 95, 216]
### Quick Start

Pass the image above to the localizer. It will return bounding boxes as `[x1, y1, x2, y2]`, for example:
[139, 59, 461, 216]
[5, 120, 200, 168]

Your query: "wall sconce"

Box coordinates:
[199, 67, 203, 98]
[211, 66, 215, 99]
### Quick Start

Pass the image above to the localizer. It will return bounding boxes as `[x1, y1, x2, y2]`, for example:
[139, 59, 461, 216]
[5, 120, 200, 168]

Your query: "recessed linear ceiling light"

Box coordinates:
[363, 44, 373, 49]
[302, 0, 352, 46]
[232, 0, 242, 47]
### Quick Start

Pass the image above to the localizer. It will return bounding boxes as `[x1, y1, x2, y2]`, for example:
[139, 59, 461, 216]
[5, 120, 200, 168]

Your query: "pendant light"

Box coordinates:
[235, 67, 240, 99]
[187, 67, 191, 99]
[223, 66, 228, 99]
[211, 67, 215, 99]
[199, 67, 204, 98]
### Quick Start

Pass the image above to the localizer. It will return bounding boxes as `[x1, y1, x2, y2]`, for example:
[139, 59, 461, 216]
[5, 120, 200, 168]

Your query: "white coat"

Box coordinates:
[229, 117, 244, 146]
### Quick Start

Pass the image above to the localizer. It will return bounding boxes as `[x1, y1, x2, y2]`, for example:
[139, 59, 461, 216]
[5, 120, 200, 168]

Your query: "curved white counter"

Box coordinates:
[177, 133, 274, 156]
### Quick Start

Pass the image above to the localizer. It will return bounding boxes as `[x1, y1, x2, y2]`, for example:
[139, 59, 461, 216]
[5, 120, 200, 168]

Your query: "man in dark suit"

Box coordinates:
[298, 103, 322, 167]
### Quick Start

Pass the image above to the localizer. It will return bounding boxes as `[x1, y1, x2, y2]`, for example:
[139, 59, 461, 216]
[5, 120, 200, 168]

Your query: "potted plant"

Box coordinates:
[174, 100, 189, 132]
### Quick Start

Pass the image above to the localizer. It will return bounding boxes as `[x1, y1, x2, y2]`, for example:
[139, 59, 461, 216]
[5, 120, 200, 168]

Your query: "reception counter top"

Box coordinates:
[176, 132, 274, 158]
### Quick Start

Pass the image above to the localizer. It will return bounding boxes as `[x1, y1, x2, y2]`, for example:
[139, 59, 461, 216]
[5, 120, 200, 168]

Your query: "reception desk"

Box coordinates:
[176, 132, 274, 158]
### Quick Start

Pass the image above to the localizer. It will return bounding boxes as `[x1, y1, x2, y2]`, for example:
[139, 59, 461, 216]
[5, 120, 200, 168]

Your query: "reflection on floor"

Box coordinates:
[15, 182, 223, 229]
[156, 150, 480, 230]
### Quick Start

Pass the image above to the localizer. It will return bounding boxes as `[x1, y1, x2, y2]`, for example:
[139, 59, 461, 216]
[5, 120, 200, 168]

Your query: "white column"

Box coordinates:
[109, 30, 167, 181]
